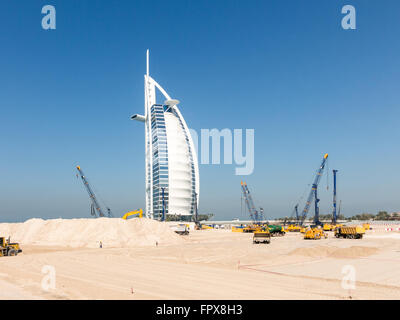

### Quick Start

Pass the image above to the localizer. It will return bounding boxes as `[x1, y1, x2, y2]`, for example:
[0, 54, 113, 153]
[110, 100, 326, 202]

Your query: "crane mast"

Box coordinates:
[332, 169, 338, 224]
[294, 204, 299, 223]
[76, 166, 112, 218]
[299, 153, 328, 226]
[241, 181, 260, 223]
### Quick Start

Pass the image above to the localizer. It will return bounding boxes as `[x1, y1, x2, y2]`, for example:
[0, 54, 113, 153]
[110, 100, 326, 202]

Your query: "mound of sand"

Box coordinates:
[289, 245, 379, 259]
[0, 218, 183, 248]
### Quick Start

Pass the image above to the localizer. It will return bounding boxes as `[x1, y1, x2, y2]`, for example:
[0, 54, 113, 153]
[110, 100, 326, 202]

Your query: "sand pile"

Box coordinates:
[0, 218, 183, 248]
[289, 245, 379, 259]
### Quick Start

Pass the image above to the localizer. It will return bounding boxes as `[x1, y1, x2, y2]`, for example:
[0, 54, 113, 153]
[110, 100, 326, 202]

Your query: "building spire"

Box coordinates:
[146, 49, 149, 77]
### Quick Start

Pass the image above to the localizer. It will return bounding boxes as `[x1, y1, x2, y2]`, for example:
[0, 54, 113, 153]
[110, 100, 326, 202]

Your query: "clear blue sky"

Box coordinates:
[1, 0, 399, 222]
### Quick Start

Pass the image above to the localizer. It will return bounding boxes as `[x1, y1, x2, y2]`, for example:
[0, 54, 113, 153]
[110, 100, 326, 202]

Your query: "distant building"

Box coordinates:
[131, 50, 199, 220]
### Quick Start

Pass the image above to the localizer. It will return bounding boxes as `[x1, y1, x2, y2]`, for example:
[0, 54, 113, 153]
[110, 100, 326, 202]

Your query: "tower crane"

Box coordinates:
[241, 181, 260, 223]
[76, 166, 113, 218]
[299, 153, 328, 226]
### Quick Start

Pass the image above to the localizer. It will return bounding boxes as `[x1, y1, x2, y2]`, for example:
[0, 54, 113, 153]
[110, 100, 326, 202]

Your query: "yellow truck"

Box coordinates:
[335, 225, 365, 239]
[253, 230, 271, 244]
[0, 237, 22, 257]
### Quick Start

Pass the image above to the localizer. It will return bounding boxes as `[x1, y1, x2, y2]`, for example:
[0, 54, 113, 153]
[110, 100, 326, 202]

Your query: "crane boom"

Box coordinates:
[76, 166, 112, 218]
[299, 153, 328, 226]
[241, 181, 260, 223]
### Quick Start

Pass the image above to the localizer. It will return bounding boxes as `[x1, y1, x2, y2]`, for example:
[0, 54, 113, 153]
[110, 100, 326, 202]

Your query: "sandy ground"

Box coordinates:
[1, 227, 400, 300]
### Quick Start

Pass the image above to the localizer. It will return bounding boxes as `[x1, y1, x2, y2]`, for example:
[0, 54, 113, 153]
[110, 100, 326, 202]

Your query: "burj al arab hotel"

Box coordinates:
[131, 50, 199, 220]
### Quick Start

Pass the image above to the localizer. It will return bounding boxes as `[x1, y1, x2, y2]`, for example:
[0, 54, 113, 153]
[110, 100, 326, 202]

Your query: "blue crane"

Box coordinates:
[241, 181, 260, 223]
[293, 204, 299, 223]
[299, 153, 328, 226]
[76, 166, 113, 218]
[332, 169, 338, 224]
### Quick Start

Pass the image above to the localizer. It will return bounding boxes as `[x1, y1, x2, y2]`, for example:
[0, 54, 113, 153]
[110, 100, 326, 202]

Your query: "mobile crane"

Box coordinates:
[76, 166, 113, 218]
[241, 181, 260, 225]
[299, 153, 328, 226]
[285, 205, 302, 232]
[241, 181, 285, 236]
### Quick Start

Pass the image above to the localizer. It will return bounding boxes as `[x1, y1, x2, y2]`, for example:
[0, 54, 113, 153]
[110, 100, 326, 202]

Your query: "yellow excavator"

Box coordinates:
[122, 209, 143, 220]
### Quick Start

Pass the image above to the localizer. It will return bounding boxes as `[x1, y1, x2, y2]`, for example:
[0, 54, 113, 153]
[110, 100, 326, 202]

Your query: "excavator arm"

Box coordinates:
[122, 209, 143, 220]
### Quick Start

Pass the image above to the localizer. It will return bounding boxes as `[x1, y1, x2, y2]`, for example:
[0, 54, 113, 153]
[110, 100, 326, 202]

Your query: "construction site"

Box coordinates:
[1, 152, 400, 300]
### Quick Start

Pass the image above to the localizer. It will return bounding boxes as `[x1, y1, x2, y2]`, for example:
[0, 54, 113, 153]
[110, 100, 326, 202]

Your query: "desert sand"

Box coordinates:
[1, 218, 400, 300]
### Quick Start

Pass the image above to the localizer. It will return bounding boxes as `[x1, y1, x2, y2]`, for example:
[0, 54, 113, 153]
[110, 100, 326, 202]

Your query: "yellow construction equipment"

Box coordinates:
[243, 225, 258, 233]
[335, 225, 365, 239]
[0, 237, 22, 257]
[363, 223, 370, 230]
[323, 223, 334, 231]
[304, 227, 328, 240]
[122, 209, 143, 220]
[300, 226, 307, 233]
[285, 224, 301, 232]
[232, 226, 244, 232]
[253, 229, 271, 244]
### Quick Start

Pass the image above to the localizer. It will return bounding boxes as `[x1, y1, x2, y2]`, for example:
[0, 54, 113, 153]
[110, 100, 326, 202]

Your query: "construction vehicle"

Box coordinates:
[268, 224, 285, 237]
[335, 225, 365, 239]
[304, 227, 328, 240]
[285, 205, 302, 232]
[232, 226, 244, 232]
[122, 209, 143, 220]
[323, 170, 341, 232]
[363, 223, 370, 230]
[0, 237, 22, 257]
[241, 181, 285, 236]
[76, 166, 113, 218]
[304, 228, 321, 240]
[285, 224, 302, 232]
[299, 154, 329, 226]
[253, 229, 271, 244]
[242, 225, 258, 233]
[241, 181, 261, 224]
[170, 224, 190, 235]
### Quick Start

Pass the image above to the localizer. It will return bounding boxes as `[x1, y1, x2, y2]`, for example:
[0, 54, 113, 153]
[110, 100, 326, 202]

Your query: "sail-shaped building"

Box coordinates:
[131, 50, 199, 220]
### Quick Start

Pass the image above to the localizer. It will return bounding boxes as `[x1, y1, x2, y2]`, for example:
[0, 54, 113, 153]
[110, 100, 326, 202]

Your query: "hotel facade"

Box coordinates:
[131, 51, 199, 219]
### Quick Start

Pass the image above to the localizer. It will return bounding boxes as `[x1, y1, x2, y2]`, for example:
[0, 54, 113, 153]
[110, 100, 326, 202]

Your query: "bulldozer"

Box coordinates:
[0, 237, 22, 257]
[304, 227, 328, 240]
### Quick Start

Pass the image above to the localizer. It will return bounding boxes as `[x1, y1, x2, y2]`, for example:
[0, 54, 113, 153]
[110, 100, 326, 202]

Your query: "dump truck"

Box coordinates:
[335, 225, 365, 239]
[0, 237, 22, 257]
[253, 230, 271, 244]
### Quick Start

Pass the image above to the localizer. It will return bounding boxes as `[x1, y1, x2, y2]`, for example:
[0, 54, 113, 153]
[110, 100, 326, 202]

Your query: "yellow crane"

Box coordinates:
[122, 209, 143, 220]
